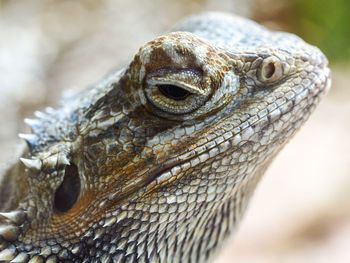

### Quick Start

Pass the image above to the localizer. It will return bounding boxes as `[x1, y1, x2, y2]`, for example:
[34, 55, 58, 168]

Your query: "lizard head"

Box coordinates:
[0, 13, 330, 262]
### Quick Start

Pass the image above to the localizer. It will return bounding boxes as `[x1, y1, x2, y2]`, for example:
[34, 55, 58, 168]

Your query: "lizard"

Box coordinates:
[0, 12, 331, 263]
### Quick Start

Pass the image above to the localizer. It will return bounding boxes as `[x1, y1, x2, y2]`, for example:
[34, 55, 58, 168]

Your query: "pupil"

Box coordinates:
[158, 85, 191, 100]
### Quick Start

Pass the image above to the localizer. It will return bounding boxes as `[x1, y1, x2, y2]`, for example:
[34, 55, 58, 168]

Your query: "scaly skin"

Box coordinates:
[0, 13, 330, 263]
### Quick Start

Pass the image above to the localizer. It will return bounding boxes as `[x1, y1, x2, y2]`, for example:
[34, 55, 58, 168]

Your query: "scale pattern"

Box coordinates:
[0, 12, 331, 263]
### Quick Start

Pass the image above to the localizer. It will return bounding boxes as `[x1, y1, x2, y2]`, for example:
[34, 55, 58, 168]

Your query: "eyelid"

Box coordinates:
[143, 69, 211, 116]
[146, 69, 210, 96]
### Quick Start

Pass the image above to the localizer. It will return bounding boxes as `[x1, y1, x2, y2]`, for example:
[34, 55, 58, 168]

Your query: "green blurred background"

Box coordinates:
[291, 0, 350, 64]
[248, 0, 350, 65]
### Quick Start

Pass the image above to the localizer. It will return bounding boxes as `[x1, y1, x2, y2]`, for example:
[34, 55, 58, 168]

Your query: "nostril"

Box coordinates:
[263, 62, 276, 79]
[258, 56, 284, 83]
[54, 163, 80, 213]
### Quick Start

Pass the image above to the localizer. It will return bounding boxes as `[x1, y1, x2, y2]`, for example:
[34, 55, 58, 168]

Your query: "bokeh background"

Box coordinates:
[0, 0, 349, 262]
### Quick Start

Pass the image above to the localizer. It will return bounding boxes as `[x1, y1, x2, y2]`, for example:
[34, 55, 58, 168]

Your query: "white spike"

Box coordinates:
[39, 247, 51, 257]
[93, 228, 105, 240]
[0, 211, 26, 225]
[103, 217, 116, 228]
[0, 225, 19, 241]
[58, 154, 70, 166]
[20, 158, 42, 170]
[0, 246, 16, 261]
[24, 118, 41, 130]
[34, 111, 48, 119]
[83, 230, 93, 238]
[18, 133, 38, 147]
[11, 252, 29, 263]
[71, 244, 82, 255]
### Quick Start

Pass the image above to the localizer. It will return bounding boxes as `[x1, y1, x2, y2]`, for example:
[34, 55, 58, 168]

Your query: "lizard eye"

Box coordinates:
[257, 56, 285, 83]
[144, 69, 210, 115]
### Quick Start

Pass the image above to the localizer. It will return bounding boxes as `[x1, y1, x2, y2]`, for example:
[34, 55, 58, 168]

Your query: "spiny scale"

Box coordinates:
[103, 217, 116, 228]
[24, 119, 42, 133]
[0, 211, 26, 226]
[33, 111, 49, 120]
[0, 246, 16, 261]
[10, 252, 29, 263]
[32, 107, 56, 121]
[19, 158, 42, 171]
[0, 225, 19, 242]
[57, 154, 70, 166]
[18, 134, 39, 150]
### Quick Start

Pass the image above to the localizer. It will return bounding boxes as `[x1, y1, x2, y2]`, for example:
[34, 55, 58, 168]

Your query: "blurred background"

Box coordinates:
[0, 0, 349, 262]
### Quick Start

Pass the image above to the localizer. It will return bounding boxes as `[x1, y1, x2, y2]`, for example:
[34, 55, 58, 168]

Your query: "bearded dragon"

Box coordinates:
[0, 12, 331, 263]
